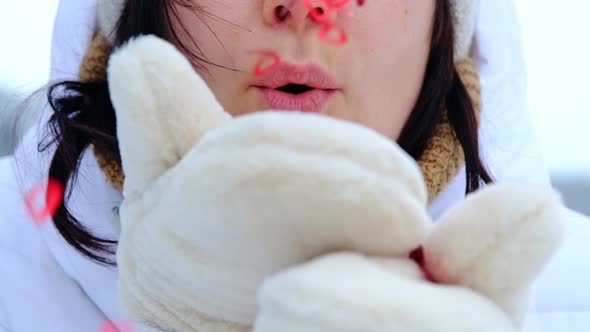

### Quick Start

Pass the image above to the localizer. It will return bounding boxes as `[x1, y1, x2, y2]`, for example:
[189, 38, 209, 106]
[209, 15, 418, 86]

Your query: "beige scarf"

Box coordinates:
[81, 34, 481, 202]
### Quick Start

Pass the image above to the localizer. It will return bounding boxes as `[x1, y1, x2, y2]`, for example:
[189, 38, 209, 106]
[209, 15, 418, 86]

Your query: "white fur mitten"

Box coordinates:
[108, 35, 565, 332]
[109, 36, 431, 331]
[254, 184, 565, 332]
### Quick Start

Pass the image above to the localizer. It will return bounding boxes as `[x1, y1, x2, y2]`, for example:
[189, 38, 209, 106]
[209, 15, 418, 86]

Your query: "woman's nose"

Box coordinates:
[262, 0, 327, 32]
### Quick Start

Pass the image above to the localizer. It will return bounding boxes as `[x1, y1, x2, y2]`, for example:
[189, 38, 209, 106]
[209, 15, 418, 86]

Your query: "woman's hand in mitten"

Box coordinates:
[423, 184, 565, 328]
[107, 35, 433, 331]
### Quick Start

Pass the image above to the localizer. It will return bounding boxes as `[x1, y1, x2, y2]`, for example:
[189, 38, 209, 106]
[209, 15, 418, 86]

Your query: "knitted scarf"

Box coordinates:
[81, 34, 481, 202]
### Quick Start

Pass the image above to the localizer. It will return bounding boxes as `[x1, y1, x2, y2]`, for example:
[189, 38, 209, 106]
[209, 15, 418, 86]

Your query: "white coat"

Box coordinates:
[1, 0, 589, 331]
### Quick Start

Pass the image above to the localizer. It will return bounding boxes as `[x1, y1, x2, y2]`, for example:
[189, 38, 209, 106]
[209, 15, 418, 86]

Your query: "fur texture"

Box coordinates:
[110, 36, 432, 330]
[255, 253, 516, 332]
[109, 36, 565, 332]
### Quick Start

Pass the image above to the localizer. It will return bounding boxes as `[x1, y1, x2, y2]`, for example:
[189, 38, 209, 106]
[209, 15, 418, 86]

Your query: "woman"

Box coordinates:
[0, 0, 588, 331]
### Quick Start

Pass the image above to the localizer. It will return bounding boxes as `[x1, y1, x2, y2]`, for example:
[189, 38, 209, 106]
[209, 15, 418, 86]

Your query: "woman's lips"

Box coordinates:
[251, 61, 339, 113]
[257, 87, 336, 113]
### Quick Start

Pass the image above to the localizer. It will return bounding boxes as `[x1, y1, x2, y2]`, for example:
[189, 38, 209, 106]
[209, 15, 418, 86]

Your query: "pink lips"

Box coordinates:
[259, 88, 335, 114]
[252, 62, 339, 113]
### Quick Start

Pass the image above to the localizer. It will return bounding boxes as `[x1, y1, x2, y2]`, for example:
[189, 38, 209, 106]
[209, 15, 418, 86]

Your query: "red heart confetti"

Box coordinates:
[24, 179, 64, 225]
[318, 23, 348, 45]
[251, 0, 366, 76]
[301, 0, 354, 45]
[252, 50, 282, 76]
[99, 319, 136, 332]
[325, 0, 352, 9]
[342, 8, 355, 18]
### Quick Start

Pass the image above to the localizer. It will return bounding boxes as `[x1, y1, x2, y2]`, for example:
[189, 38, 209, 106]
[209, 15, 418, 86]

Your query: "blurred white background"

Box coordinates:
[0, 0, 58, 152]
[515, 0, 590, 172]
[514, 0, 590, 215]
[0, 0, 588, 214]
[0, 1, 57, 90]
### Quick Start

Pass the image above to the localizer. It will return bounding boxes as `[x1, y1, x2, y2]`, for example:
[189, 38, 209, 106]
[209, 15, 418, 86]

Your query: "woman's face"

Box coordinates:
[173, 0, 435, 139]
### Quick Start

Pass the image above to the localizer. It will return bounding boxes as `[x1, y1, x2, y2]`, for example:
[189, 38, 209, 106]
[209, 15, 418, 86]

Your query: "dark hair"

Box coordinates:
[41, 0, 492, 266]
[398, 0, 492, 192]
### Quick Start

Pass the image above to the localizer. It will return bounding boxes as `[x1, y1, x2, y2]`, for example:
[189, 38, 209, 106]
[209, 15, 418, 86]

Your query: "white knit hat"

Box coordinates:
[97, 0, 478, 60]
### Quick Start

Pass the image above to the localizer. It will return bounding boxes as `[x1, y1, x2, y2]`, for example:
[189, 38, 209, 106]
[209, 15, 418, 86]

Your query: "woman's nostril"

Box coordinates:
[308, 7, 327, 23]
[275, 5, 290, 22]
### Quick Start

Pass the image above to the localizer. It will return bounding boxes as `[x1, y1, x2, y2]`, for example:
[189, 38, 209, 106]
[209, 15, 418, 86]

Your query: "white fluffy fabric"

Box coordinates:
[255, 253, 516, 332]
[109, 36, 433, 330]
[424, 184, 564, 327]
[108, 35, 566, 332]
